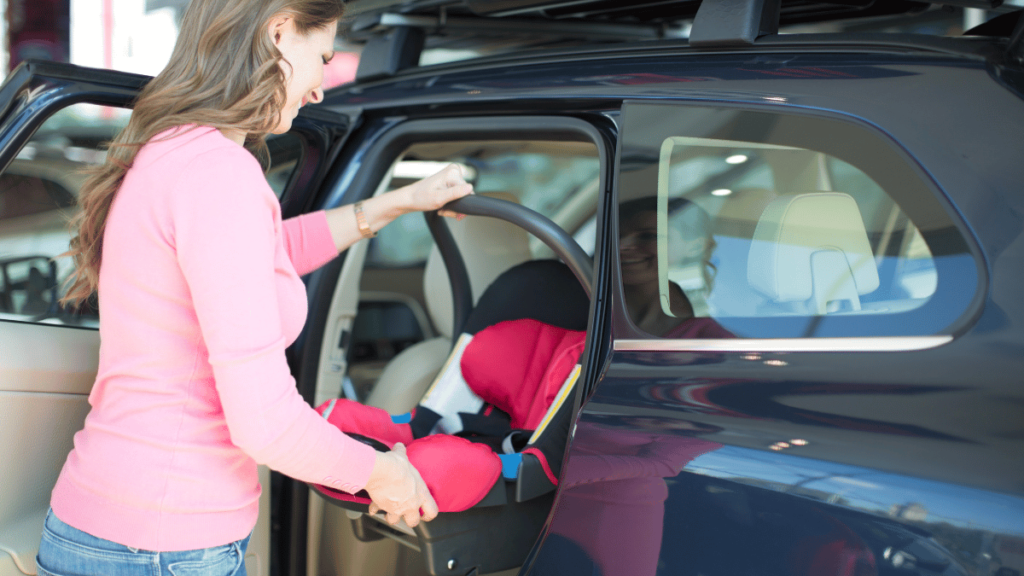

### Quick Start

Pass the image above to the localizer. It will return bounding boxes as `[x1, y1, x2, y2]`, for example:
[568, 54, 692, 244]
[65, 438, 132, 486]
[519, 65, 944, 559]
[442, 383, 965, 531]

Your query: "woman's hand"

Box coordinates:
[399, 163, 474, 218]
[324, 163, 474, 253]
[363, 443, 439, 527]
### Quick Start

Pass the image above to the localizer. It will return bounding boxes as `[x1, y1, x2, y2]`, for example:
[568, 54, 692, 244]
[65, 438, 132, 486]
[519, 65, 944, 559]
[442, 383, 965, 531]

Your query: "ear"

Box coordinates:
[267, 14, 293, 46]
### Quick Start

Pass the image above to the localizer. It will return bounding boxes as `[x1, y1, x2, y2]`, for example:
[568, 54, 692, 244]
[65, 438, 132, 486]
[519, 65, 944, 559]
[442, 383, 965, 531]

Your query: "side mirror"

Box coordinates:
[0, 256, 58, 317]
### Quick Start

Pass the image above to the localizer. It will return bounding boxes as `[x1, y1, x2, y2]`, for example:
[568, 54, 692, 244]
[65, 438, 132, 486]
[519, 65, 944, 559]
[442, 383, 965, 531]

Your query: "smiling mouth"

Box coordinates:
[621, 257, 652, 266]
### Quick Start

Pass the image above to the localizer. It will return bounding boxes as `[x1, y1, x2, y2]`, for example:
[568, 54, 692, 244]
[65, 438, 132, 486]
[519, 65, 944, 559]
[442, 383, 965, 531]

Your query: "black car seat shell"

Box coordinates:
[314, 260, 589, 575]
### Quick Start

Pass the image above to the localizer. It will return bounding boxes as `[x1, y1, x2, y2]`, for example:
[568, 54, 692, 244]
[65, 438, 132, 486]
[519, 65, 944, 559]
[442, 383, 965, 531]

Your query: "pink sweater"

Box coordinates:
[51, 126, 377, 551]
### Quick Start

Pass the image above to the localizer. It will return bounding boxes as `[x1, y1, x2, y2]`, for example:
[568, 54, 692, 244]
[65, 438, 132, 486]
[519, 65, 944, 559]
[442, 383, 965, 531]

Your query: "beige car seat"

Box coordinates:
[747, 192, 879, 316]
[365, 193, 532, 413]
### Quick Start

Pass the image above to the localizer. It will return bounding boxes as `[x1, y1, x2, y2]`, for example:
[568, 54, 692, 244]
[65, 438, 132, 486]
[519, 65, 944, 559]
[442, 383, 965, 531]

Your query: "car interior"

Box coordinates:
[305, 136, 602, 576]
[337, 140, 600, 406]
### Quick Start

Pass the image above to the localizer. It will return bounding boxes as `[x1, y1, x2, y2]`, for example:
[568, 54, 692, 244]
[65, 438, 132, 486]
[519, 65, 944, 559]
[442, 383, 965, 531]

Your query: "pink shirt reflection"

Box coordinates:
[662, 316, 734, 339]
[549, 419, 722, 576]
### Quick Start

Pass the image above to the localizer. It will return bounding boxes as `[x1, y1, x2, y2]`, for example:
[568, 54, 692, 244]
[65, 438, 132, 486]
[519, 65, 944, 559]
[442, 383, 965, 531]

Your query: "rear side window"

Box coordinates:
[616, 102, 978, 339]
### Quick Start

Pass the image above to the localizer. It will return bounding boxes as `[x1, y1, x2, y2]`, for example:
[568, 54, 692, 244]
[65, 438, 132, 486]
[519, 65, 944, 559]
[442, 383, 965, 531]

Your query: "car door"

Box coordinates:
[526, 99, 1024, 576]
[0, 60, 353, 576]
[284, 111, 616, 576]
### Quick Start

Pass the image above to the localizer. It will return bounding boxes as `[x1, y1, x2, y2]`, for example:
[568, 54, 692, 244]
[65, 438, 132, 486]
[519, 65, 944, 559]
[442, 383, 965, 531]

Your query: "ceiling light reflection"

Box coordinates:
[394, 161, 477, 180]
[726, 154, 748, 165]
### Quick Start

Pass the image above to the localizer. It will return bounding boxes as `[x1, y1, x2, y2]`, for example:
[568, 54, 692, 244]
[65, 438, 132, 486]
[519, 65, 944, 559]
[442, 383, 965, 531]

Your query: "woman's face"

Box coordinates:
[619, 211, 659, 286]
[271, 16, 338, 134]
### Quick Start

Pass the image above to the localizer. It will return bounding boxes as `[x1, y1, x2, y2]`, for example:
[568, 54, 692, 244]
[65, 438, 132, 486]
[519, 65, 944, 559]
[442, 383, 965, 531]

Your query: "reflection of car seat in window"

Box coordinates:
[747, 192, 879, 316]
[619, 197, 731, 338]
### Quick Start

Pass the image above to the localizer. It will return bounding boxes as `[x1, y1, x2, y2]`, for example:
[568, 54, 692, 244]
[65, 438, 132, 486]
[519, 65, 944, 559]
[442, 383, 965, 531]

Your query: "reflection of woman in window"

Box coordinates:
[537, 417, 724, 576]
[619, 197, 731, 338]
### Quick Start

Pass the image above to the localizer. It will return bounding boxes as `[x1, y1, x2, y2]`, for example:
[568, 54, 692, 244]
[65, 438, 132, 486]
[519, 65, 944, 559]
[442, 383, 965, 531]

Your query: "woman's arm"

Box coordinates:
[174, 147, 439, 525]
[281, 212, 339, 276]
[324, 164, 473, 253]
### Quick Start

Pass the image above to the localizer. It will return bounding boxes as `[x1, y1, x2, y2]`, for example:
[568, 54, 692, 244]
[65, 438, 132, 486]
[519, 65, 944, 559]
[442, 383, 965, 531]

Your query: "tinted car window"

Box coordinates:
[616, 102, 978, 339]
[265, 132, 303, 198]
[0, 104, 307, 326]
[0, 103, 128, 326]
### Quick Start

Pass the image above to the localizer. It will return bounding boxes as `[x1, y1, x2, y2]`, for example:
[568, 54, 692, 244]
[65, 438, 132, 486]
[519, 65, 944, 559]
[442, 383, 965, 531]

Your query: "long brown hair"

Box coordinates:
[60, 0, 343, 305]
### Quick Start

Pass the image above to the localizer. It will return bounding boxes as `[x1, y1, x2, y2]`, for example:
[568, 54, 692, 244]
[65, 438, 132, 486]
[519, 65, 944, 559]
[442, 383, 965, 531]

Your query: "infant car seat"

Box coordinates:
[365, 192, 532, 415]
[312, 259, 590, 575]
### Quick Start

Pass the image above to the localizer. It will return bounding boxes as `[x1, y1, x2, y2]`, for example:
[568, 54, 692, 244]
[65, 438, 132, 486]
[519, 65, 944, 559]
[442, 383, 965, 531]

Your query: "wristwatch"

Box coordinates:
[353, 201, 376, 239]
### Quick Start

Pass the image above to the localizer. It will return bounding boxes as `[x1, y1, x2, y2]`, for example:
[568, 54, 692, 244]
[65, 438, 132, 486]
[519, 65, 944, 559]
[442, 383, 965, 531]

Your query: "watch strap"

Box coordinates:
[354, 201, 376, 239]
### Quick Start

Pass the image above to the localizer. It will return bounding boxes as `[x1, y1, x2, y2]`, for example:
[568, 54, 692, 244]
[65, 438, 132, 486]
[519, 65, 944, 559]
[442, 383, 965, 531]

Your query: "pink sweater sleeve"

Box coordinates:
[281, 211, 339, 276]
[173, 148, 376, 493]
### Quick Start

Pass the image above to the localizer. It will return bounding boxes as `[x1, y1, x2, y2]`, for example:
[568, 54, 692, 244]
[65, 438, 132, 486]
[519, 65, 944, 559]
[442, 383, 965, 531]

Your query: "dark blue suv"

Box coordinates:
[1, 1, 1022, 575]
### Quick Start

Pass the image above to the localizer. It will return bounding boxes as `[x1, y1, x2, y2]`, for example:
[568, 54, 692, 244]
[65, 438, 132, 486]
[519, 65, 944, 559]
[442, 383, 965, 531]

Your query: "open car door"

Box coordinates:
[0, 60, 354, 576]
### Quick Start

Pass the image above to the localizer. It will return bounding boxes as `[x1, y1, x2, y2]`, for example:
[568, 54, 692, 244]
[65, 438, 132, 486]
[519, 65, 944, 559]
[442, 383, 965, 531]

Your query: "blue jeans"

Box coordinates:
[36, 510, 250, 576]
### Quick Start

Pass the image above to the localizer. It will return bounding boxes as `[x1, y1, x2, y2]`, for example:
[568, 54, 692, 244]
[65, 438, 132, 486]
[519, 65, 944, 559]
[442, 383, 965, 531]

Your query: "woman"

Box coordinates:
[36, 1, 469, 574]
[618, 197, 730, 338]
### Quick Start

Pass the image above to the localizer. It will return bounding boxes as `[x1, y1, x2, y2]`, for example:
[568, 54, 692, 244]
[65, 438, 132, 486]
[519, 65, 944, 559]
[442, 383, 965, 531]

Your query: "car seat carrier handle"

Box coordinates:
[440, 195, 594, 298]
[424, 210, 474, 342]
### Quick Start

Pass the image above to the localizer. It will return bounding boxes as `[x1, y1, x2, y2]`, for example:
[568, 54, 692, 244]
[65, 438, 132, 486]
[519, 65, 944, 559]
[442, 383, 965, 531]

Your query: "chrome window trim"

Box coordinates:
[613, 336, 952, 353]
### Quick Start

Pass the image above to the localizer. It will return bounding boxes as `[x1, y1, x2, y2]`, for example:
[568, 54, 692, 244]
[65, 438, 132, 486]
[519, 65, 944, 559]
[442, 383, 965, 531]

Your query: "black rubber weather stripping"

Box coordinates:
[424, 210, 473, 343]
[1010, 9, 1024, 64]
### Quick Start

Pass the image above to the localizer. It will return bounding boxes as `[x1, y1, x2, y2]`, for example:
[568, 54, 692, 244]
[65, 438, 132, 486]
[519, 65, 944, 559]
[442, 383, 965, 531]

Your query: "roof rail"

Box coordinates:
[348, 12, 686, 43]
[689, 0, 781, 47]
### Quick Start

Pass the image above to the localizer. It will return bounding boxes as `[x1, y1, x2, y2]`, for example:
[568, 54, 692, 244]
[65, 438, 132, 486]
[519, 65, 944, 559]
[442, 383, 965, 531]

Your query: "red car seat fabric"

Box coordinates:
[461, 318, 586, 431]
[316, 399, 413, 448]
[314, 402, 503, 512]
[406, 435, 503, 512]
[314, 317, 585, 512]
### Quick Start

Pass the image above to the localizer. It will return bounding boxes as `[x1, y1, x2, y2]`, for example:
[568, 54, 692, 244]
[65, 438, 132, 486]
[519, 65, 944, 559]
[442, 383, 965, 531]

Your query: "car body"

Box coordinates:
[1, 1, 1023, 575]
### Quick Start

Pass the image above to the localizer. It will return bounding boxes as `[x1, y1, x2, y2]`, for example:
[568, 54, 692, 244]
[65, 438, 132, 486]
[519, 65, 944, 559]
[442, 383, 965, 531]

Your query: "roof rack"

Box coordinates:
[349, 12, 686, 42]
[347, 0, 1015, 81]
[688, 0, 780, 47]
[351, 11, 687, 80]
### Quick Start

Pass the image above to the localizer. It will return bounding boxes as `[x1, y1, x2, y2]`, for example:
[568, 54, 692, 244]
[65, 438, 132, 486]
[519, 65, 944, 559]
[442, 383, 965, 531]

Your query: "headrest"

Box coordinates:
[464, 260, 589, 335]
[423, 192, 532, 338]
[712, 187, 778, 238]
[747, 192, 879, 314]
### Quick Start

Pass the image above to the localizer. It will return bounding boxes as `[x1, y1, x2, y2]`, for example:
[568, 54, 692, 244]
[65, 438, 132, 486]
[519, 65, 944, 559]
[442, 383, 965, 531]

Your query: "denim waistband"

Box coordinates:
[38, 509, 251, 576]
